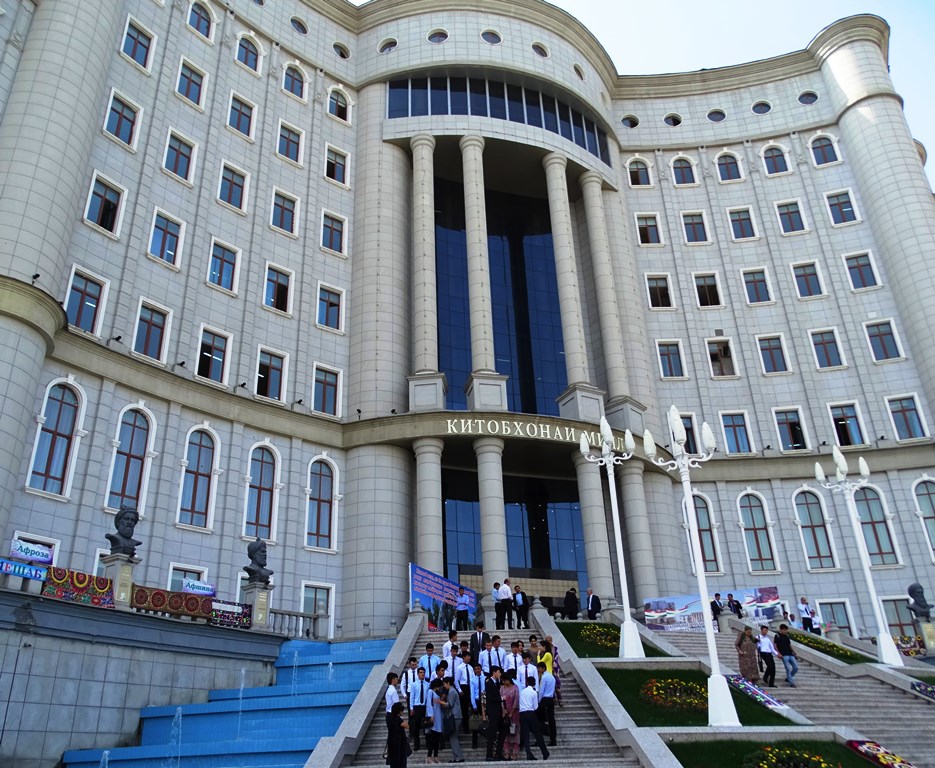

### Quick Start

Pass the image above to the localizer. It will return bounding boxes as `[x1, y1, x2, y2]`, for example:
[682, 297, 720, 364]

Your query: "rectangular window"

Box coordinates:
[134, 304, 167, 361]
[123, 20, 153, 69]
[792, 262, 823, 298]
[682, 212, 708, 243]
[177, 60, 205, 106]
[844, 253, 878, 290]
[469, 78, 488, 117]
[694, 274, 721, 307]
[256, 350, 285, 400]
[758, 335, 788, 374]
[729, 208, 756, 240]
[278, 123, 302, 163]
[657, 342, 684, 378]
[707, 339, 735, 377]
[887, 395, 926, 440]
[325, 147, 347, 183]
[313, 366, 340, 415]
[271, 191, 297, 234]
[322, 213, 345, 253]
[830, 403, 865, 446]
[219, 165, 246, 209]
[66, 272, 103, 333]
[646, 275, 672, 308]
[85, 175, 123, 234]
[743, 269, 771, 304]
[722, 413, 752, 454]
[636, 214, 661, 245]
[265, 266, 290, 313]
[302, 584, 332, 620]
[775, 409, 807, 450]
[164, 132, 194, 181]
[827, 190, 858, 224]
[865, 320, 901, 361]
[777, 201, 806, 233]
[318, 286, 343, 330]
[681, 415, 698, 454]
[197, 329, 228, 383]
[105, 92, 139, 147]
[149, 211, 182, 265]
[811, 329, 843, 368]
[228, 94, 254, 137]
[883, 599, 914, 638]
[169, 565, 206, 593]
[818, 601, 852, 634]
[209, 241, 238, 291]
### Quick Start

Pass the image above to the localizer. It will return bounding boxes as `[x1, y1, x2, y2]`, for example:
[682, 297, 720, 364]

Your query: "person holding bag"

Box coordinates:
[500, 671, 520, 760]
[442, 678, 465, 763]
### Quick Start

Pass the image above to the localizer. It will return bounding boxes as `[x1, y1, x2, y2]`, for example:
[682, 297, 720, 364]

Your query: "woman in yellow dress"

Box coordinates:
[536, 639, 553, 674]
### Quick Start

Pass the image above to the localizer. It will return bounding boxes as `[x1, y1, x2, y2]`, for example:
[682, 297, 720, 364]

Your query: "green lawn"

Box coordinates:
[557, 621, 669, 658]
[668, 740, 875, 768]
[908, 672, 935, 684]
[599, 668, 793, 727]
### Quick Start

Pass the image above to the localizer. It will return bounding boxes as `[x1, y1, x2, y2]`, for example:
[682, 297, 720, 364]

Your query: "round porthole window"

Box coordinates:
[379, 38, 398, 54]
[752, 101, 772, 115]
[707, 109, 726, 123]
[253, 0, 265, 6]
[481, 30, 502, 45]
[664, 113, 682, 127]
[798, 91, 819, 105]
[427, 29, 448, 44]
[291, 17, 308, 35]
[333, 42, 350, 59]
[621, 115, 640, 129]
[573, 64, 585, 81]
[531, 42, 549, 58]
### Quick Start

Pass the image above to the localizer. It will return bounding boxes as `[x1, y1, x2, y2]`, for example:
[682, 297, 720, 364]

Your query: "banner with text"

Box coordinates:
[644, 585, 781, 632]
[409, 564, 476, 632]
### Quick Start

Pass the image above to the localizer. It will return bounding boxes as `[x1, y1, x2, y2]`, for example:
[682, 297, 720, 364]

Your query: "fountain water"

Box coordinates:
[162, 707, 182, 768]
[236, 667, 246, 740]
[98, 750, 109, 768]
[291, 650, 299, 696]
[327, 660, 334, 684]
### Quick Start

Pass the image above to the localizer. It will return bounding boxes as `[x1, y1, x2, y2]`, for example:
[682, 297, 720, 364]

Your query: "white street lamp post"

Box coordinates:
[814, 448, 904, 666]
[578, 417, 645, 658]
[644, 405, 740, 726]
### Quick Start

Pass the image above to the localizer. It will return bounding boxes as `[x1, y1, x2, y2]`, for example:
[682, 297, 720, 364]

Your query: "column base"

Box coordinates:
[101, 553, 141, 612]
[557, 383, 605, 422]
[243, 583, 275, 631]
[408, 372, 448, 412]
[604, 397, 647, 434]
[466, 372, 509, 411]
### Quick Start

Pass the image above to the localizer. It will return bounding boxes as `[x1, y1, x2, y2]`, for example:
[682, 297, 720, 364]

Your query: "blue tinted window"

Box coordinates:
[488, 81, 507, 119]
[524, 89, 542, 128]
[450, 78, 468, 115]
[597, 130, 610, 164]
[507, 85, 524, 123]
[411, 77, 428, 116]
[558, 102, 573, 140]
[430, 77, 448, 115]
[571, 109, 586, 148]
[542, 96, 559, 133]
[387, 80, 409, 118]
[469, 79, 488, 116]
[584, 118, 598, 157]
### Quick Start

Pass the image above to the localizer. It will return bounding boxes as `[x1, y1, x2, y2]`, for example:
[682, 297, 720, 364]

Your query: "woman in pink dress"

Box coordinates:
[500, 671, 520, 760]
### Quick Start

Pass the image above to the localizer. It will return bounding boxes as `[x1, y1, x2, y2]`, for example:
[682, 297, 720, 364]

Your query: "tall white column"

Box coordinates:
[413, 437, 445, 575]
[475, 437, 508, 615]
[618, 461, 658, 603]
[411, 134, 438, 374]
[542, 153, 589, 385]
[579, 171, 629, 401]
[572, 451, 615, 601]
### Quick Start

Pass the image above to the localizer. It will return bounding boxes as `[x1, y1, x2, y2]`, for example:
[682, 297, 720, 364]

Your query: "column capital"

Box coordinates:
[573, 450, 598, 470]
[413, 436, 445, 457]
[579, 169, 603, 189]
[542, 152, 567, 172]
[459, 134, 485, 153]
[411, 134, 436, 152]
[473, 436, 504, 456]
[619, 460, 645, 479]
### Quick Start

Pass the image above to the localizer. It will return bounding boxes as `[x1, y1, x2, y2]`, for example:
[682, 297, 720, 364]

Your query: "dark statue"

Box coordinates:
[105, 505, 142, 557]
[907, 582, 933, 621]
[243, 537, 273, 584]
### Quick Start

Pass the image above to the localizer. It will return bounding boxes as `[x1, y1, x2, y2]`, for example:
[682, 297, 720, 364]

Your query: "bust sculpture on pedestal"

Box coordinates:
[243, 537, 273, 584]
[105, 505, 142, 557]
[908, 583, 933, 621]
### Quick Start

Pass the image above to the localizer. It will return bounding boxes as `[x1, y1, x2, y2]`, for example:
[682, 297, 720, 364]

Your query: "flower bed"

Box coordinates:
[669, 740, 883, 768]
[639, 677, 706, 711]
[846, 740, 918, 768]
[789, 630, 873, 664]
[742, 745, 838, 768]
[557, 621, 669, 658]
[893, 635, 926, 657]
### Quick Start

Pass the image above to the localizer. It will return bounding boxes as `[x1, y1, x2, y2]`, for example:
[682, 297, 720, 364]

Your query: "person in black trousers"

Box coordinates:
[519, 677, 550, 761]
[483, 666, 504, 761]
[756, 625, 777, 687]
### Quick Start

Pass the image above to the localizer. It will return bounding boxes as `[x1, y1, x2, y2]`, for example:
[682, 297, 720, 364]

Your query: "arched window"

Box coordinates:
[237, 37, 259, 71]
[739, 494, 776, 571]
[672, 157, 695, 185]
[29, 384, 80, 495]
[913, 480, 935, 557]
[811, 136, 838, 166]
[329, 90, 349, 121]
[179, 430, 215, 528]
[628, 160, 650, 186]
[794, 491, 835, 569]
[854, 487, 898, 565]
[717, 153, 741, 181]
[284, 65, 305, 99]
[763, 146, 788, 175]
[246, 446, 276, 539]
[693, 496, 720, 572]
[189, 3, 211, 37]
[108, 409, 150, 510]
[306, 460, 334, 548]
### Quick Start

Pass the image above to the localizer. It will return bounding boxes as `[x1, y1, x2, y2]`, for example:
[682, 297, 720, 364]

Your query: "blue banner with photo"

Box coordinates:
[409, 563, 476, 632]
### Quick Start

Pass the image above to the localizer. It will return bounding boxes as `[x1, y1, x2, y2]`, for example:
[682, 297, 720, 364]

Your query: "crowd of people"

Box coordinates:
[385, 623, 562, 767]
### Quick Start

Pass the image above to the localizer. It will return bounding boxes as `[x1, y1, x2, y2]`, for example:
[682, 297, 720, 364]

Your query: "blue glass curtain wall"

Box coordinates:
[435, 178, 567, 415]
[388, 77, 611, 166]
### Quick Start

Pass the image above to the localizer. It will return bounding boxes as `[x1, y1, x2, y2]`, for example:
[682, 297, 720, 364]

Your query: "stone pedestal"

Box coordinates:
[824, 627, 843, 644]
[101, 553, 141, 611]
[716, 614, 733, 633]
[919, 621, 935, 653]
[557, 383, 605, 422]
[243, 583, 274, 630]
[465, 372, 508, 411]
[408, 372, 448, 412]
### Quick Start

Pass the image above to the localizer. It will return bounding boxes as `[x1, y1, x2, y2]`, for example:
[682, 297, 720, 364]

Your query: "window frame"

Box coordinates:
[881, 597, 914, 636]
[715, 151, 744, 183]
[793, 488, 839, 572]
[176, 57, 208, 110]
[726, 206, 758, 241]
[270, 188, 300, 237]
[863, 318, 904, 363]
[854, 486, 902, 567]
[670, 155, 698, 187]
[824, 188, 861, 227]
[655, 339, 687, 380]
[227, 91, 257, 141]
[175, 422, 221, 532]
[790, 260, 826, 300]
[103, 87, 143, 151]
[809, 327, 847, 370]
[911, 476, 935, 563]
[282, 61, 308, 102]
[645, 273, 674, 310]
[685, 493, 723, 575]
[774, 198, 809, 235]
[255, 345, 289, 402]
[810, 133, 842, 168]
[263, 262, 294, 316]
[827, 400, 868, 448]
[327, 86, 352, 124]
[64, 265, 109, 337]
[312, 363, 342, 417]
[324, 144, 349, 186]
[719, 410, 755, 455]
[755, 333, 791, 376]
[705, 336, 739, 379]
[771, 406, 810, 452]
[217, 161, 250, 213]
[11, 531, 62, 567]
[680, 210, 710, 245]
[167, 562, 209, 592]
[692, 271, 723, 308]
[741, 267, 774, 306]
[235, 33, 264, 76]
[147, 208, 185, 269]
[277, 120, 305, 166]
[25, 377, 88, 500]
[815, 599, 854, 634]
[841, 250, 881, 292]
[186, 1, 217, 42]
[242, 440, 282, 542]
[737, 491, 781, 574]
[634, 212, 664, 246]
[679, 413, 699, 454]
[195, 324, 232, 386]
[626, 157, 653, 188]
[131, 297, 172, 364]
[761, 143, 791, 176]
[316, 282, 345, 332]
[121, 15, 156, 73]
[305, 455, 339, 553]
[162, 128, 198, 185]
[104, 403, 157, 515]
[206, 237, 241, 295]
[83, 171, 127, 239]
[885, 393, 928, 442]
[301, 580, 336, 638]
[321, 210, 348, 255]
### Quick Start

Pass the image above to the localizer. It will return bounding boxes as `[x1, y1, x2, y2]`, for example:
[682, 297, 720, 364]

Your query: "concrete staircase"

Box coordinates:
[62, 638, 395, 768]
[351, 628, 640, 768]
[660, 630, 935, 768]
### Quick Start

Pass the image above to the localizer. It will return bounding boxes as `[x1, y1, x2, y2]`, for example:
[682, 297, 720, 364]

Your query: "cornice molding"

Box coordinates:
[0, 276, 66, 353]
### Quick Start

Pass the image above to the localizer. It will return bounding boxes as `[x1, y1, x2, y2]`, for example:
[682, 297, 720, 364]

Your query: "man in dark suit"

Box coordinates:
[563, 587, 579, 620]
[710, 593, 724, 619]
[482, 666, 504, 761]
[469, 621, 491, 664]
[586, 588, 602, 620]
[513, 584, 530, 629]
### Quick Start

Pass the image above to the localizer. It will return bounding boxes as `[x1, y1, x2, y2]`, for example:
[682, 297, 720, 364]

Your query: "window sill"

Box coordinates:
[711, 374, 741, 381]
[850, 285, 882, 294]
[871, 356, 906, 365]
[805, 567, 841, 574]
[205, 281, 238, 298]
[637, 242, 666, 248]
[724, 451, 757, 457]
[326, 113, 351, 127]
[82, 220, 120, 241]
[731, 236, 761, 243]
[161, 167, 194, 188]
[120, 52, 153, 76]
[649, 306, 677, 312]
[186, 26, 215, 45]
[763, 370, 793, 377]
[174, 90, 205, 113]
[746, 300, 776, 307]
[277, 153, 304, 170]
[129, 351, 167, 367]
[234, 60, 262, 78]
[303, 545, 339, 555]
[765, 170, 793, 179]
[894, 436, 930, 445]
[310, 410, 341, 422]
[718, 178, 745, 185]
[216, 199, 247, 217]
[23, 487, 69, 502]
[102, 130, 138, 153]
[241, 535, 277, 546]
[816, 364, 848, 372]
[225, 124, 255, 143]
[660, 375, 689, 381]
[262, 305, 293, 319]
[684, 240, 713, 246]
[193, 374, 229, 390]
[813, 159, 843, 169]
[67, 325, 102, 341]
[103, 505, 146, 520]
[145, 252, 181, 271]
[176, 522, 214, 534]
[780, 229, 810, 237]
[779, 447, 812, 455]
[324, 175, 350, 191]
[282, 88, 308, 105]
[627, 183, 655, 190]
[697, 304, 726, 310]
[869, 563, 904, 570]
[321, 246, 347, 259]
[837, 443, 870, 451]
[269, 223, 299, 240]
[254, 395, 288, 407]
[673, 182, 700, 189]
[315, 323, 345, 335]
[830, 219, 861, 229]
[748, 569, 781, 576]
[796, 294, 827, 301]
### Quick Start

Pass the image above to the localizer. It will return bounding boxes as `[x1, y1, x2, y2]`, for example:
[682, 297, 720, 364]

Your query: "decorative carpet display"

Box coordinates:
[131, 585, 213, 619]
[40, 567, 115, 608]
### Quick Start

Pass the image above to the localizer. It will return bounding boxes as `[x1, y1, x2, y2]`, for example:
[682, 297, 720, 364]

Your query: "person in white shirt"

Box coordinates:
[442, 630, 458, 660]
[408, 667, 429, 751]
[797, 596, 816, 633]
[519, 652, 539, 690]
[385, 672, 400, 712]
[498, 579, 515, 629]
[756, 625, 778, 686]
[536, 662, 557, 746]
[505, 641, 523, 678]
[418, 643, 441, 680]
[400, 657, 419, 709]
[519, 678, 550, 760]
